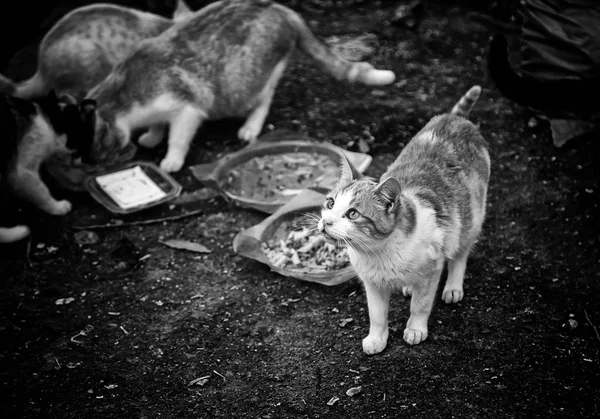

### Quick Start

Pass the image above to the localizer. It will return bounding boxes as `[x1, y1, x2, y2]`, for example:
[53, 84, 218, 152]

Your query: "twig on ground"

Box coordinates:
[72, 209, 204, 230]
[584, 309, 600, 343]
[213, 370, 226, 381]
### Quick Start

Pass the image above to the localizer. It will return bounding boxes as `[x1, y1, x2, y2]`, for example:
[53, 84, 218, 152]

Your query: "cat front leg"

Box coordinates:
[8, 168, 72, 215]
[238, 57, 289, 143]
[160, 105, 205, 172]
[404, 260, 443, 345]
[362, 279, 391, 355]
[138, 125, 167, 149]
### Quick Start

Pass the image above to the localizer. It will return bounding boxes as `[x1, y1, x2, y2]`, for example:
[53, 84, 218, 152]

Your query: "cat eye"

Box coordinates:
[325, 198, 334, 209]
[346, 209, 360, 220]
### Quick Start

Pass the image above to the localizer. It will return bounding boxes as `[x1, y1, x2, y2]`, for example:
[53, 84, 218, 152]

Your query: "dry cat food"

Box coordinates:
[262, 225, 350, 271]
[224, 152, 339, 201]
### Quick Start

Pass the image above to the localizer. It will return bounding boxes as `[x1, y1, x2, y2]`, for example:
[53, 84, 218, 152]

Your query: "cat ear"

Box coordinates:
[173, 0, 193, 21]
[374, 177, 401, 210]
[338, 152, 361, 185]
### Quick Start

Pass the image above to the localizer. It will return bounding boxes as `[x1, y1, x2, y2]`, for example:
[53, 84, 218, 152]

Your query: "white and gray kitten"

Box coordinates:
[81, 0, 396, 172]
[319, 86, 490, 354]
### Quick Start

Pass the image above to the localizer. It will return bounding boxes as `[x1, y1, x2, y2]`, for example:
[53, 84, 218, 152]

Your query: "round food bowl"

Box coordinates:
[233, 189, 357, 286]
[190, 132, 372, 214]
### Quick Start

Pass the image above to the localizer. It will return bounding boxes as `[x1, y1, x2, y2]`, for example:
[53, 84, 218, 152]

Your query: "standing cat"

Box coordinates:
[0, 91, 93, 216]
[7, 0, 192, 100]
[81, 0, 396, 172]
[318, 86, 490, 355]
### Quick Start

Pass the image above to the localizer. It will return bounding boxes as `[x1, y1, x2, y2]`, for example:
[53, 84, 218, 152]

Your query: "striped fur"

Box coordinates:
[85, 0, 396, 172]
[319, 86, 490, 354]
[4, 0, 192, 101]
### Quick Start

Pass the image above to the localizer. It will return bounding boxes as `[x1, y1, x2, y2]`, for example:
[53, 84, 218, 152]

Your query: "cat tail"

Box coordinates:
[0, 73, 17, 94]
[12, 72, 47, 100]
[278, 5, 395, 86]
[450, 85, 481, 117]
[173, 0, 193, 22]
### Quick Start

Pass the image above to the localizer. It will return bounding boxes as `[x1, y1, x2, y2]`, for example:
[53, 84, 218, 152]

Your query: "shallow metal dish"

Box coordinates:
[190, 132, 372, 214]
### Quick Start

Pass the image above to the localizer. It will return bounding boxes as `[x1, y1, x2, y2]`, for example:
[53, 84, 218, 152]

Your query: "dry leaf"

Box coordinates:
[339, 318, 354, 327]
[346, 386, 362, 397]
[189, 376, 211, 386]
[358, 138, 370, 153]
[55, 297, 75, 305]
[162, 239, 212, 253]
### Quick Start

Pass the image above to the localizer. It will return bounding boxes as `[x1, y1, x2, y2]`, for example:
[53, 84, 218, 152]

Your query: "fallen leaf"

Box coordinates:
[358, 138, 370, 153]
[55, 297, 75, 305]
[346, 386, 362, 397]
[339, 318, 354, 327]
[327, 396, 340, 406]
[162, 239, 212, 254]
[189, 376, 211, 386]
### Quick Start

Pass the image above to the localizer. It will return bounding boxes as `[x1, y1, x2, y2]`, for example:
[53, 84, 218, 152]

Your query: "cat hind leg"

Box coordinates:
[0, 225, 30, 243]
[160, 105, 205, 172]
[443, 244, 474, 304]
[238, 57, 289, 143]
[8, 168, 72, 216]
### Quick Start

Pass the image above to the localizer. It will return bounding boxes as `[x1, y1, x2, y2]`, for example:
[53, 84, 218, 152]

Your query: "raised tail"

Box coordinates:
[450, 85, 481, 117]
[276, 4, 395, 86]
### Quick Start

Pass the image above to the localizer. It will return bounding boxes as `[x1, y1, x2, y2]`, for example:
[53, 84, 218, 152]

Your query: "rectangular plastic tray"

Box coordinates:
[83, 161, 182, 214]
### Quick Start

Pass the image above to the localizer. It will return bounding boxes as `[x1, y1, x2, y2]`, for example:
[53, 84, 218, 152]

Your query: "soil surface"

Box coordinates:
[1, 1, 599, 418]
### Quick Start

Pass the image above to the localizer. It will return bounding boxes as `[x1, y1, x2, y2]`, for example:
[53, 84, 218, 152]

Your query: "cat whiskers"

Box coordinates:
[345, 232, 377, 257]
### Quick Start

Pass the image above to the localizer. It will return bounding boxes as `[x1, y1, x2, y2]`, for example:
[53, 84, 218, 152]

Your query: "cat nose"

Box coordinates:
[318, 220, 332, 232]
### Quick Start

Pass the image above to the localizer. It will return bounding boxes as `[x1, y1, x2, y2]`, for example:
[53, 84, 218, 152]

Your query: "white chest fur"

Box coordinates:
[349, 198, 444, 290]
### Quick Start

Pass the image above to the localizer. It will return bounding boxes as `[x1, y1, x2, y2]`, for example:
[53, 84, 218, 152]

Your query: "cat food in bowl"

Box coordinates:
[233, 189, 356, 286]
[190, 131, 372, 214]
[83, 161, 182, 214]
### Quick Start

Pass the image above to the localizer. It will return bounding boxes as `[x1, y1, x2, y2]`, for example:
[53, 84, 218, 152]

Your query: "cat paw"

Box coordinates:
[160, 156, 184, 173]
[402, 286, 412, 297]
[48, 200, 72, 216]
[403, 327, 428, 345]
[362, 334, 388, 355]
[442, 287, 464, 304]
[237, 123, 261, 143]
[138, 130, 164, 148]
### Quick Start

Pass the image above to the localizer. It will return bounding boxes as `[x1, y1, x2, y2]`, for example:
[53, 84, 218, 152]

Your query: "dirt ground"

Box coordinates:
[1, 1, 599, 418]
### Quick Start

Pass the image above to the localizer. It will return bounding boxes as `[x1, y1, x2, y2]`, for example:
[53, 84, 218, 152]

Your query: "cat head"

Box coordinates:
[318, 154, 402, 249]
[78, 99, 127, 163]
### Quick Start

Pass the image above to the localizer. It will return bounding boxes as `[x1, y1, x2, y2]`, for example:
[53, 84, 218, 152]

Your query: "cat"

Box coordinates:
[0, 90, 94, 216]
[6, 0, 193, 101]
[318, 85, 490, 355]
[79, 0, 396, 173]
[487, 33, 600, 117]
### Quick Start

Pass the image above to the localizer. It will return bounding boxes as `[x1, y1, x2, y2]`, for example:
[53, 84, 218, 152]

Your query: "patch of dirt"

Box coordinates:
[1, 1, 599, 418]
